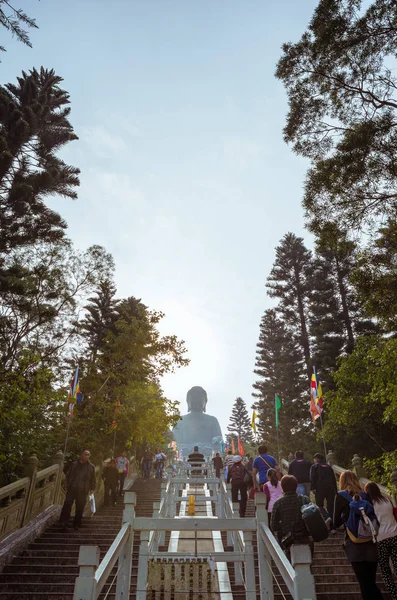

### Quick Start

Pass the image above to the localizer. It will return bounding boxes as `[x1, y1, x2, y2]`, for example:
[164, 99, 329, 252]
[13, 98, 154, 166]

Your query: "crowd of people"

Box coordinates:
[58, 444, 397, 600]
[218, 444, 397, 600]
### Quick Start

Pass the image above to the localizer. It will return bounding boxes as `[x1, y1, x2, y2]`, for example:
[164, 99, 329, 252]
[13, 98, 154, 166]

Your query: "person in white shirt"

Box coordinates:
[223, 450, 235, 481]
[365, 481, 397, 600]
[154, 449, 166, 479]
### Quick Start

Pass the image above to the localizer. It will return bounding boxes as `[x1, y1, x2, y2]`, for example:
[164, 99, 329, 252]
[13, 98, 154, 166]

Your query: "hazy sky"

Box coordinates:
[3, 0, 318, 436]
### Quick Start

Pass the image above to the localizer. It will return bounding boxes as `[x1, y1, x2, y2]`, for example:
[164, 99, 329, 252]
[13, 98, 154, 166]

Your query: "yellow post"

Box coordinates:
[188, 495, 195, 516]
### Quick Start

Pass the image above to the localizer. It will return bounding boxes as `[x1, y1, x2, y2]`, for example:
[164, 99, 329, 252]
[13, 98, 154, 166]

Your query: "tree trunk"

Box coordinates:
[335, 258, 354, 353]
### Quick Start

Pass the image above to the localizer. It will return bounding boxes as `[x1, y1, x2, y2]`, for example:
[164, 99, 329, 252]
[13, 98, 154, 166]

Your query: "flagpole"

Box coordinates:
[276, 424, 281, 465]
[312, 366, 327, 457]
[319, 411, 327, 457]
[63, 414, 71, 455]
[112, 427, 117, 458]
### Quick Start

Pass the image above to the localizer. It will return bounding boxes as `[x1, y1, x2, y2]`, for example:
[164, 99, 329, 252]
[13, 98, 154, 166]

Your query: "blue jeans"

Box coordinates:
[297, 483, 311, 497]
[143, 460, 152, 478]
[155, 463, 164, 479]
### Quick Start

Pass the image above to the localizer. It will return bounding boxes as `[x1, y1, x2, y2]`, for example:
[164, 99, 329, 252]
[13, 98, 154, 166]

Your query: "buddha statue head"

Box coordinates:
[186, 386, 207, 413]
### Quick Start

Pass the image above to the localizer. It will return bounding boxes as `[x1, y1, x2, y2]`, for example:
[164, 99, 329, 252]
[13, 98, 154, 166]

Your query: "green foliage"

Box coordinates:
[0, 66, 189, 483]
[323, 335, 397, 465]
[227, 397, 254, 445]
[0, 1, 38, 52]
[276, 0, 397, 230]
[267, 232, 313, 378]
[0, 355, 65, 485]
[0, 67, 80, 254]
[365, 450, 397, 490]
[353, 219, 397, 332]
[252, 309, 315, 457]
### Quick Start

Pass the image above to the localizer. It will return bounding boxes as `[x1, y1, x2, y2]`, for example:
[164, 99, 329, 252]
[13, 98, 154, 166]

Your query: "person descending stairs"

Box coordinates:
[0, 478, 162, 600]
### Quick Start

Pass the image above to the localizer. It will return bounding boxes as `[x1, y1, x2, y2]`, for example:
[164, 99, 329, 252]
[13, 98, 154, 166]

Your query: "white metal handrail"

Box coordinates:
[73, 492, 135, 600]
[259, 522, 295, 596]
[95, 522, 130, 594]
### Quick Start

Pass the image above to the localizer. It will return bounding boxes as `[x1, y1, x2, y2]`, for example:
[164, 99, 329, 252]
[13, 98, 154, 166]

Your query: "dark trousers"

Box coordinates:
[119, 472, 126, 495]
[143, 460, 152, 478]
[315, 486, 336, 528]
[104, 483, 117, 505]
[231, 482, 247, 517]
[215, 468, 221, 478]
[60, 489, 87, 527]
[378, 535, 397, 600]
[351, 561, 383, 600]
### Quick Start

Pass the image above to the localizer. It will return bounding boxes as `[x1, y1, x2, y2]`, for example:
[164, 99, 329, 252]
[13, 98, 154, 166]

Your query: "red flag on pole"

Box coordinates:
[237, 436, 245, 456]
[231, 437, 236, 454]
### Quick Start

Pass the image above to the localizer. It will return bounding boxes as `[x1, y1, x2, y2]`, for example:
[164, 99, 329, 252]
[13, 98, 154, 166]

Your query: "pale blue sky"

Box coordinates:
[3, 0, 317, 436]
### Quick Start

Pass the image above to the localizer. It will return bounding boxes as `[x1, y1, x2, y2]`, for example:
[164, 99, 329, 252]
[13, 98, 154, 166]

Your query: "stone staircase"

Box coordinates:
[244, 496, 390, 600]
[0, 479, 393, 599]
[0, 478, 162, 600]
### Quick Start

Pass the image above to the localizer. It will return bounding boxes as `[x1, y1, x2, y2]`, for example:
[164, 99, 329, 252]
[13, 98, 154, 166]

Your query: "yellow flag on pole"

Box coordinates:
[251, 410, 258, 432]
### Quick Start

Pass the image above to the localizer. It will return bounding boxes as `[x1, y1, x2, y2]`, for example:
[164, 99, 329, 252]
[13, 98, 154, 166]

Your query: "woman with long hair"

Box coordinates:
[263, 468, 283, 526]
[334, 470, 383, 600]
[365, 482, 397, 600]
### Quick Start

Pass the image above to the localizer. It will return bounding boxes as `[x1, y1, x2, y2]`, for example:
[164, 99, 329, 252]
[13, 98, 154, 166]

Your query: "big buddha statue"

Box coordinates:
[172, 386, 223, 455]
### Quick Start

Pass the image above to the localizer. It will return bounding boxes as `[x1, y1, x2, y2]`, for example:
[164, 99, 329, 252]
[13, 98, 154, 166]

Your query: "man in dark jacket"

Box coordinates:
[103, 459, 119, 506]
[310, 453, 337, 532]
[227, 456, 248, 517]
[212, 452, 223, 478]
[60, 449, 96, 531]
[288, 451, 312, 497]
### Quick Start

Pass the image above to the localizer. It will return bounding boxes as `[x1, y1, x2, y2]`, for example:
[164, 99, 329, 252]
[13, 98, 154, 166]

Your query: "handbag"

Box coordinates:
[249, 487, 262, 500]
[89, 493, 96, 515]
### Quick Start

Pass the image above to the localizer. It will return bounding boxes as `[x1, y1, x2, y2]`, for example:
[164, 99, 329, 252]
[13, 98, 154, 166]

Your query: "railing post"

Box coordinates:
[352, 454, 367, 479]
[115, 491, 136, 600]
[73, 545, 100, 600]
[232, 501, 244, 586]
[291, 545, 316, 600]
[152, 501, 161, 550]
[255, 494, 274, 600]
[53, 450, 64, 504]
[244, 530, 256, 600]
[136, 530, 150, 600]
[22, 454, 39, 526]
[326, 450, 336, 466]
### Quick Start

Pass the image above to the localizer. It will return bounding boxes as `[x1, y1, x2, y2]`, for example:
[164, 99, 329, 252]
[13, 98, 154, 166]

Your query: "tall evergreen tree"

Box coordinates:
[353, 218, 397, 333]
[0, 67, 80, 255]
[252, 309, 314, 457]
[310, 224, 378, 388]
[81, 279, 118, 362]
[227, 397, 254, 445]
[267, 232, 313, 380]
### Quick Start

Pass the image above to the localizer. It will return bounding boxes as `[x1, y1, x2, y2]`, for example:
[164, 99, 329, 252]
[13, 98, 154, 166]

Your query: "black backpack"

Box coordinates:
[230, 463, 246, 484]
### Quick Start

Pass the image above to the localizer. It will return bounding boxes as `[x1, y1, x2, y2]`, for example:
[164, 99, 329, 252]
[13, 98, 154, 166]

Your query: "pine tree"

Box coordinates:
[227, 397, 254, 445]
[267, 233, 313, 380]
[81, 279, 118, 362]
[0, 68, 80, 255]
[252, 309, 314, 457]
[0, 1, 38, 52]
[310, 224, 377, 389]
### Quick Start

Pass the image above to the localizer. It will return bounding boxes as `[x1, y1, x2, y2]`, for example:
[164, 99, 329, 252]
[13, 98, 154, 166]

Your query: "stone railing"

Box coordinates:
[285, 450, 397, 505]
[0, 451, 64, 541]
[0, 452, 137, 544]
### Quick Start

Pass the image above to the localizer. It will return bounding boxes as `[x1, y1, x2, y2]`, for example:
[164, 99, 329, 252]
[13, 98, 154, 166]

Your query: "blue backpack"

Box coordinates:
[339, 491, 379, 543]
